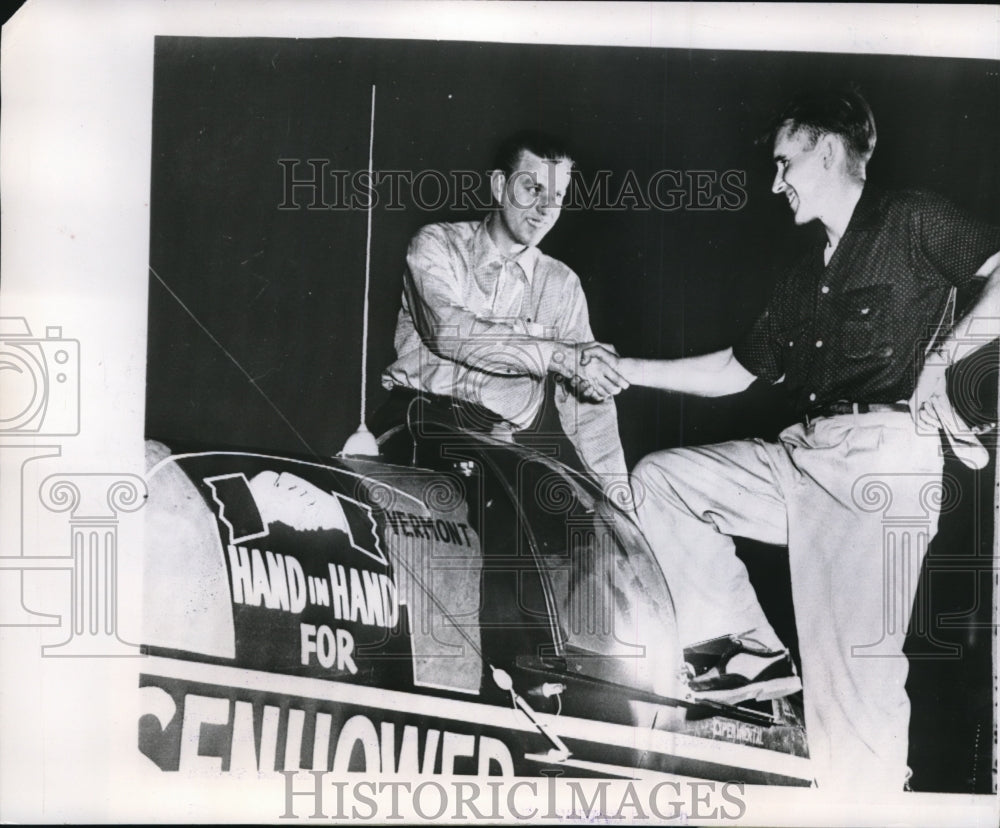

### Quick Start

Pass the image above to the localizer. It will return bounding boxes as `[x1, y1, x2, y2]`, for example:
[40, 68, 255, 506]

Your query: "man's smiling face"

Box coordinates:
[771, 122, 828, 226]
[491, 149, 573, 254]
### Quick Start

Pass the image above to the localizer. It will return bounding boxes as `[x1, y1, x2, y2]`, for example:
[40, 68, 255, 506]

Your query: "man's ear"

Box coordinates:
[490, 169, 506, 204]
[819, 133, 841, 170]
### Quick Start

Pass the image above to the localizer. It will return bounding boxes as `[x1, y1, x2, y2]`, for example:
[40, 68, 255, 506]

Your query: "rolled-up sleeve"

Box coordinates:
[404, 226, 556, 378]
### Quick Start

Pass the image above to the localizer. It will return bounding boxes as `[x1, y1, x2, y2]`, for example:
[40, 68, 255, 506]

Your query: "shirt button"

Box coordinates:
[809, 393, 817, 402]
[788, 340, 794, 347]
[821, 285, 830, 294]
[815, 340, 823, 348]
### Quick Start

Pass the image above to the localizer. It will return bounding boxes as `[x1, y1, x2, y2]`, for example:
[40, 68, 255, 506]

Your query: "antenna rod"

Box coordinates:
[359, 83, 376, 423]
[339, 84, 380, 457]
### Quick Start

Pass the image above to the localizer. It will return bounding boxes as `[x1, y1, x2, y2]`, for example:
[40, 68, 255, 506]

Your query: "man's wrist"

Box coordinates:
[548, 342, 577, 379]
[616, 357, 638, 385]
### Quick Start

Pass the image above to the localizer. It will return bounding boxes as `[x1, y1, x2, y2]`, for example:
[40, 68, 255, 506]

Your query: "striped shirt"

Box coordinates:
[382, 218, 627, 489]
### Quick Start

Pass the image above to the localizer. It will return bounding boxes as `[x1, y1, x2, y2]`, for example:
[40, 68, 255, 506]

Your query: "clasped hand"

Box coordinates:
[910, 349, 994, 436]
[569, 341, 629, 402]
[910, 349, 992, 470]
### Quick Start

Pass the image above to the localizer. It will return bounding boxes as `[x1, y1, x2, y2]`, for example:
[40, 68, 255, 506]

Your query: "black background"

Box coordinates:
[146, 36, 999, 792]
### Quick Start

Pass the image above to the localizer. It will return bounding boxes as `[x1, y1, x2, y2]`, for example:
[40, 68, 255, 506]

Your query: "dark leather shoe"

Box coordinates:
[684, 634, 801, 704]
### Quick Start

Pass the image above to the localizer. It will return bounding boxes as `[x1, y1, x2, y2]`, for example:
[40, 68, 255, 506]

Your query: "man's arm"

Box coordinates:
[912, 250, 1000, 433]
[934, 251, 1000, 361]
[588, 346, 758, 397]
[405, 226, 626, 396]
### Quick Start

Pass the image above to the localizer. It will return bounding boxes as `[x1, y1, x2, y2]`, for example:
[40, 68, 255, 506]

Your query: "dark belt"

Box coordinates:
[377, 386, 503, 433]
[804, 401, 910, 426]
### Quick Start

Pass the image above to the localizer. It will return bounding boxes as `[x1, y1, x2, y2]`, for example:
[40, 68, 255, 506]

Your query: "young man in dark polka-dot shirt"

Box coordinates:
[586, 88, 1000, 792]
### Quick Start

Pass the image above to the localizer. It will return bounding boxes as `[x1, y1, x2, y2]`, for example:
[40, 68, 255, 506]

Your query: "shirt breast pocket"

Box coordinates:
[773, 314, 811, 378]
[835, 284, 894, 361]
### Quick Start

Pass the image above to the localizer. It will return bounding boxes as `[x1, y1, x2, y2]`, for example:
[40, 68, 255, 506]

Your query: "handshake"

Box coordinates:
[550, 341, 629, 403]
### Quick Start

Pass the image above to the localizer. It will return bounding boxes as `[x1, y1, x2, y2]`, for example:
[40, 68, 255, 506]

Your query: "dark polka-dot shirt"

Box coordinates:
[733, 186, 1000, 415]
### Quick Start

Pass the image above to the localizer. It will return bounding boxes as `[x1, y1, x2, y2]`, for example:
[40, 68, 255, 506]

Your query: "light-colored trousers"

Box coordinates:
[631, 412, 945, 791]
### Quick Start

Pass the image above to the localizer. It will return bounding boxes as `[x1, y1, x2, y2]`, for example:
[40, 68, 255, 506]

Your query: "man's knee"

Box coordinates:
[631, 449, 690, 512]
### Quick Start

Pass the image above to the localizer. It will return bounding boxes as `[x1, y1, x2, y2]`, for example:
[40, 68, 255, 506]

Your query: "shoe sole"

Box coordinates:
[692, 675, 802, 705]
